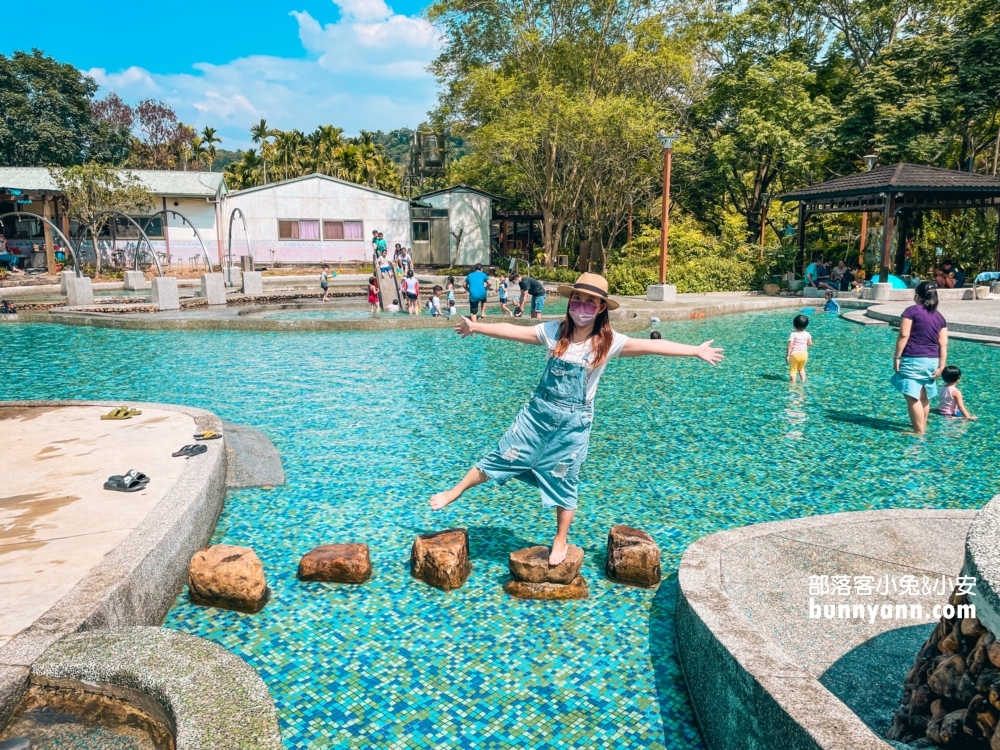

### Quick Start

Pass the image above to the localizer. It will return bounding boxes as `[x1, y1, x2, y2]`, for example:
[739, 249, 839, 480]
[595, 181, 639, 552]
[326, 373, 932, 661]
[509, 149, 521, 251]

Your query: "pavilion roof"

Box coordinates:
[782, 163, 1000, 202]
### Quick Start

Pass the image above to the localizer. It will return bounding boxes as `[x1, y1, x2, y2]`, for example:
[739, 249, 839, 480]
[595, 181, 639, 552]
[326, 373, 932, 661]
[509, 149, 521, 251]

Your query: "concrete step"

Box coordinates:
[840, 309, 887, 326]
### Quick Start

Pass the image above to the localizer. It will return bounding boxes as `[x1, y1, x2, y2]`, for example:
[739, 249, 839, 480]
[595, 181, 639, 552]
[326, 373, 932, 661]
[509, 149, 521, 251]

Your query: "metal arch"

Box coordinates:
[226, 208, 251, 285]
[0, 212, 82, 277]
[142, 209, 213, 273]
[93, 210, 163, 277]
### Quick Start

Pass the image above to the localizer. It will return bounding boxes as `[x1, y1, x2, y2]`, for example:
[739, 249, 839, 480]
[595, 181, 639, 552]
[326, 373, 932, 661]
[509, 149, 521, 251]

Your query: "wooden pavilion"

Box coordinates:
[782, 163, 1000, 279]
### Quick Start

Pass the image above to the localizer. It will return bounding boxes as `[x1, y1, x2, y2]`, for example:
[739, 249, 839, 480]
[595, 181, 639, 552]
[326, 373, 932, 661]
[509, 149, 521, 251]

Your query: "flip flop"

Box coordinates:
[123, 408, 142, 417]
[194, 431, 222, 441]
[104, 470, 150, 492]
[172, 444, 207, 458]
[100, 406, 130, 420]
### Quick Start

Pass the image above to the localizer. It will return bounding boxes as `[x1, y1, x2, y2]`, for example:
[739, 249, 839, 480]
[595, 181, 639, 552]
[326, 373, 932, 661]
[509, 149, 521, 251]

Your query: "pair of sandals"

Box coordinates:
[172, 444, 208, 458]
[104, 470, 150, 493]
[194, 431, 221, 441]
[100, 406, 142, 420]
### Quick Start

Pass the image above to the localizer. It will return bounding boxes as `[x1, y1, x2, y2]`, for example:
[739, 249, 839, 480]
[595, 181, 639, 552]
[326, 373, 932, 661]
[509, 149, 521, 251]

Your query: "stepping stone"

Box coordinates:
[605, 525, 661, 587]
[410, 528, 471, 591]
[508, 545, 583, 584]
[188, 544, 270, 613]
[504, 576, 589, 601]
[298, 543, 372, 583]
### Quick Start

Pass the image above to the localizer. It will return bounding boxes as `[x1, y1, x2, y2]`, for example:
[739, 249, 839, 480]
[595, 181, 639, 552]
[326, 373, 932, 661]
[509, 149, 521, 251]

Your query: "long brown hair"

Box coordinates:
[552, 304, 614, 367]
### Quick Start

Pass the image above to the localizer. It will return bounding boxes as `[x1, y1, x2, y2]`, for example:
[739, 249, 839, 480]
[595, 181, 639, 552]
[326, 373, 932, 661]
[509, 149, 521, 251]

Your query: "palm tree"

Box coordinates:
[189, 136, 210, 171]
[201, 127, 222, 171]
[250, 119, 277, 183]
[223, 149, 264, 190]
[273, 130, 305, 181]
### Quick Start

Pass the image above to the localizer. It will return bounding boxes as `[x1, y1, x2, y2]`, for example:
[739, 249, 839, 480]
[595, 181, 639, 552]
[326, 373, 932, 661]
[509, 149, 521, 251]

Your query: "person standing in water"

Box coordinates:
[429, 273, 724, 565]
[891, 281, 947, 434]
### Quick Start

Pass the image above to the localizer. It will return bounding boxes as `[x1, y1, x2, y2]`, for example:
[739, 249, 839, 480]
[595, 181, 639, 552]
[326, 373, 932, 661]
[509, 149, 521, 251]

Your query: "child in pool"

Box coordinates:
[938, 366, 976, 419]
[786, 314, 812, 383]
[367, 276, 380, 316]
[320, 265, 332, 302]
[823, 291, 840, 313]
[429, 273, 724, 565]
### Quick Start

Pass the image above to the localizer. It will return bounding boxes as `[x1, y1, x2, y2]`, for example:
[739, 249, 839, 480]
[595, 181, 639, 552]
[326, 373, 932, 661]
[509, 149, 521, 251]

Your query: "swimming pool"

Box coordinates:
[5, 310, 998, 749]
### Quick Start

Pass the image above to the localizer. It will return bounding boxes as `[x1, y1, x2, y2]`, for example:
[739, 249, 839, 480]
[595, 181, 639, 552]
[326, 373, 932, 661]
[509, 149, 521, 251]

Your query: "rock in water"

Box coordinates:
[605, 525, 661, 587]
[410, 529, 471, 591]
[188, 544, 270, 613]
[298, 543, 372, 583]
[505, 576, 589, 600]
[508, 545, 583, 584]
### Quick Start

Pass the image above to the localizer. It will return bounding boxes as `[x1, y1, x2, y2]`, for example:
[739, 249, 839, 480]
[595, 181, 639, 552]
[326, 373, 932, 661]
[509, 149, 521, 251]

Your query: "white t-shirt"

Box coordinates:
[535, 320, 629, 402]
[788, 331, 812, 355]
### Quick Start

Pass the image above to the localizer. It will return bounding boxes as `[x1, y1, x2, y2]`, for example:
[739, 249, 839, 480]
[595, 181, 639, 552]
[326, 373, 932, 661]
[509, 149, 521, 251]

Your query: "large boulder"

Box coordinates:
[410, 529, 471, 591]
[504, 576, 589, 601]
[188, 544, 270, 613]
[605, 525, 661, 587]
[508, 545, 583, 584]
[298, 543, 372, 583]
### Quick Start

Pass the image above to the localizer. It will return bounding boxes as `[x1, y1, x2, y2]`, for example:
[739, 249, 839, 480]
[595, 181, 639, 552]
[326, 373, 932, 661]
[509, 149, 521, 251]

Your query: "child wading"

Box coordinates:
[429, 273, 724, 565]
[786, 314, 812, 382]
[368, 276, 380, 316]
[938, 365, 976, 420]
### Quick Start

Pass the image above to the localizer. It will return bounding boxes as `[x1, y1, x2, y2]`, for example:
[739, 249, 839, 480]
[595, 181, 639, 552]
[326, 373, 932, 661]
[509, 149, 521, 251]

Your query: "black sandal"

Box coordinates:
[172, 444, 207, 458]
[104, 470, 150, 492]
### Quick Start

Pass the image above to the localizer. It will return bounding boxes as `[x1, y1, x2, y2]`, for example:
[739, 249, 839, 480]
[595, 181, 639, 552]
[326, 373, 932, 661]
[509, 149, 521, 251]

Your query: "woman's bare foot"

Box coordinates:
[429, 489, 461, 511]
[548, 539, 568, 566]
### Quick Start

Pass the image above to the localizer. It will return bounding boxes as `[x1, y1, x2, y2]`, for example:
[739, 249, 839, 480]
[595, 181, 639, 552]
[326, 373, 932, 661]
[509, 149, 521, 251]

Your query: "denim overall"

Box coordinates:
[477, 354, 594, 510]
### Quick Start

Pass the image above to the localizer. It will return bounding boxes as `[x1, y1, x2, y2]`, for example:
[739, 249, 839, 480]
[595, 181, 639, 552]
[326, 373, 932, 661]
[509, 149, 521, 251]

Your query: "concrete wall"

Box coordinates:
[223, 176, 411, 265]
[421, 190, 491, 266]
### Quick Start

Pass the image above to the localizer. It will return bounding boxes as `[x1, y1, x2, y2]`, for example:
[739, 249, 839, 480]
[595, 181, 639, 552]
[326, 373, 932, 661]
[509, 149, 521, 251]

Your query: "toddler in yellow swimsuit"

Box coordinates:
[786, 314, 813, 382]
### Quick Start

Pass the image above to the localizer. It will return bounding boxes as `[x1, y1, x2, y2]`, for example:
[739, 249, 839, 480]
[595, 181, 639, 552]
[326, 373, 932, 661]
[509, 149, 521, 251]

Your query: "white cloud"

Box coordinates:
[85, 0, 440, 150]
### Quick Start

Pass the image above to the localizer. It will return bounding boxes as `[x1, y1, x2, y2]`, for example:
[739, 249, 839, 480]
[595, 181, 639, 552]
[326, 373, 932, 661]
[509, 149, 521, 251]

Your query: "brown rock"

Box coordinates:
[993, 726, 1000, 750]
[410, 528, 471, 591]
[508, 545, 583, 584]
[931, 699, 946, 718]
[504, 576, 589, 601]
[963, 616, 988, 638]
[927, 709, 967, 745]
[939, 630, 960, 654]
[989, 642, 1000, 670]
[966, 694, 998, 740]
[990, 680, 1000, 712]
[298, 543, 372, 583]
[605, 525, 661, 587]
[188, 544, 269, 613]
[909, 684, 935, 716]
[977, 668, 1000, 695]
[929, 653, 977, 703]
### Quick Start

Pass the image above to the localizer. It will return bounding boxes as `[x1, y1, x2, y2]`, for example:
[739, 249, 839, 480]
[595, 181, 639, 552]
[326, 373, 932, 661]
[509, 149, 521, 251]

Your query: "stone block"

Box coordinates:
[508, 545, 583, 584]
[201, 273, 227, 306]
[873, 282, 893, 300]
[64, 276, 94, 307]
[646, 283, 677, 303]
[223, 266, 242, 288]
[298, 543, 371, 583]
[606, 525, 661, 587]
[188, 544, 270, 613]
[59, 269, 75, 295]
[123, 270, 149, 291]
[504, 576, 589, 600]
[151, 276, 180, 311]
[242, 271, 264, 296]
[410, 528, 471, 591]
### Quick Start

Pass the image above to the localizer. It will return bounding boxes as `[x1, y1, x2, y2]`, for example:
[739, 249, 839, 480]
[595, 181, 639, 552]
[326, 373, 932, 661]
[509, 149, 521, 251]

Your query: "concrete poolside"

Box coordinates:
[0, 404, 202, 646]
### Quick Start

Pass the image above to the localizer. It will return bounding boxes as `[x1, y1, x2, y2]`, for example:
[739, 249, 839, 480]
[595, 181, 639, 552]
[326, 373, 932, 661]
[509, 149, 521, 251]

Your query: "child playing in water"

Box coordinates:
[823, 291, 840, 313]
[786, 314, 812, 383]
[429, 272, 724, 565]
[426, 285, 443, 316]
[498, 273, 513, 316]
[320, 265, 332, 302]
[368, 276, 380, 316]
[446, 298, 457, 318]
[938, 366, 976, 419]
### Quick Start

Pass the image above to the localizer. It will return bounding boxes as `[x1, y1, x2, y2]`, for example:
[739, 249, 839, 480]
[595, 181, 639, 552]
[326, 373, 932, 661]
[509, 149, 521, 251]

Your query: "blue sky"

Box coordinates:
[4, 0, 439, 149]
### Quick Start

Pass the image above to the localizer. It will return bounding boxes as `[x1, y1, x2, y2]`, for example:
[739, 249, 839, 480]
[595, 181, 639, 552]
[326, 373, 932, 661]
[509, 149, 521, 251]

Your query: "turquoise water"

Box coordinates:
[5, 311, 999, 749]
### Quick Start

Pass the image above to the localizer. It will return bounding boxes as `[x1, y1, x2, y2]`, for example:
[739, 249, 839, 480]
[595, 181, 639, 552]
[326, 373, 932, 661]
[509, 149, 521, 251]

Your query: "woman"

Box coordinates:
[429, 273, 724, 565]
[890, 281, 947, 434]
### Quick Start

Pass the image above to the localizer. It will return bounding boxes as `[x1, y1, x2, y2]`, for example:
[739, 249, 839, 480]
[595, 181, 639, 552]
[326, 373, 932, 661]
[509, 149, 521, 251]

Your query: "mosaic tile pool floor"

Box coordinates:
[5, 309, 999, 749]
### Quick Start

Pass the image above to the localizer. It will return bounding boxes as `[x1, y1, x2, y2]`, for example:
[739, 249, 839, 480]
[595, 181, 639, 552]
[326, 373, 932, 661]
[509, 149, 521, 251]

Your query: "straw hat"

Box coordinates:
[556, 272, 619, 310]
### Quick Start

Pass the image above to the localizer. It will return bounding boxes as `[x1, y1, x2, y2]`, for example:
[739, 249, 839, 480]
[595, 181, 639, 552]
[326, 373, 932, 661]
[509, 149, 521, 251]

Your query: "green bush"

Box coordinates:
[526, 266, 580, 283]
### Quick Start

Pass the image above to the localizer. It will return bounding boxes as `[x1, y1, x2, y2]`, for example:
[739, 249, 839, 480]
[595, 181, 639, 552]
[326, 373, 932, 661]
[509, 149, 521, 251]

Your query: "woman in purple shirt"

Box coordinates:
[890, 281, 948, 434]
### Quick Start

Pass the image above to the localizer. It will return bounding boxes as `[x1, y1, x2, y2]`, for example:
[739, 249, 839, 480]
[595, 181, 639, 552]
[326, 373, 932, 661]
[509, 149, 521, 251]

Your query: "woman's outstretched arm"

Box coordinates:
[621, 337, 724, 365]
[454, 316, 544, 345]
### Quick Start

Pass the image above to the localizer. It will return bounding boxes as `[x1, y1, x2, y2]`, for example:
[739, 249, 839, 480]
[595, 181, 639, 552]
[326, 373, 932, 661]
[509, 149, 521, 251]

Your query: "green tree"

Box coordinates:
[250, 119, 277, 183]
[201, 127, 222, 171]
[51, 164, 153, 276]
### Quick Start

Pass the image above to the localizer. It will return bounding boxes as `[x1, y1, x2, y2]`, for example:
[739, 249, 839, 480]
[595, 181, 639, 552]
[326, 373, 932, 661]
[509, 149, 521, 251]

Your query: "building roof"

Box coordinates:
[227, 172, 406, 201]
[782, 163, 1000, 201]
[415, 184, 503, 202]
[0, 167, 226, 197]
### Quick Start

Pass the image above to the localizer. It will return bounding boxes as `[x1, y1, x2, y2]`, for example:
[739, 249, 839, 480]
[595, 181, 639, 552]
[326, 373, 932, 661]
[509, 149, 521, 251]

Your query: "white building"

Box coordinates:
[222, 174, 411, 265]
[0, 167, 226, 270]
[414, 185, 497, 266]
